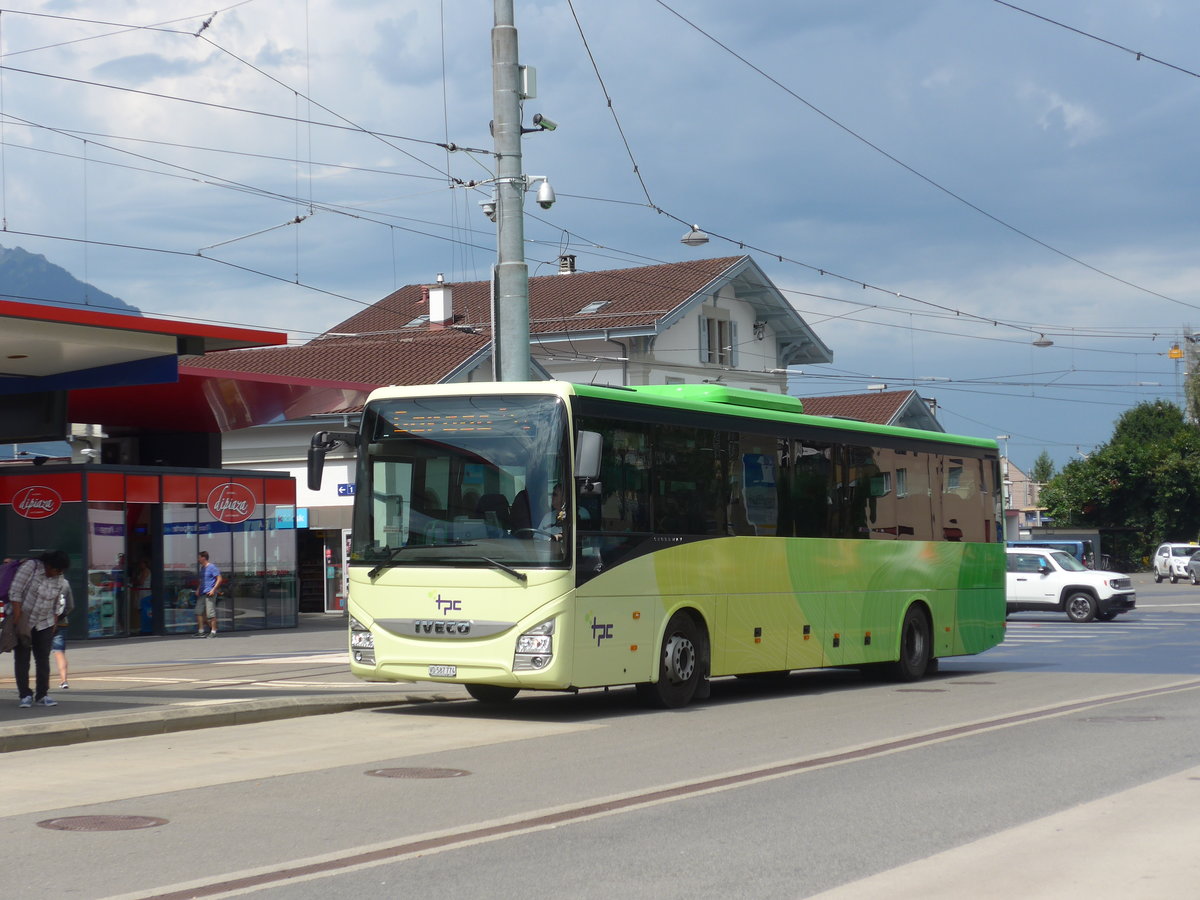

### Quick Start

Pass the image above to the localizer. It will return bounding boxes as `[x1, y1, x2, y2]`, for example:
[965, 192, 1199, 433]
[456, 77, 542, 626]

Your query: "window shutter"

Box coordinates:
[729, 321, 739, 367]
[698, 316, 709, 363]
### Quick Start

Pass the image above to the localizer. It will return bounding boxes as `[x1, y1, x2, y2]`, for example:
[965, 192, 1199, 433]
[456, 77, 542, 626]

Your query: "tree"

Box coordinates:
[1039, 401, 1200, 569]
[1030, 450, 1055, 485]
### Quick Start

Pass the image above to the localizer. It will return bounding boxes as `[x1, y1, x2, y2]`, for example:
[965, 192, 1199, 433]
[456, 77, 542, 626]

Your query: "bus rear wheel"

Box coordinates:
[637, 612, 705, 708]
[465, 684, 519, 704]
[889, 605, 931, 682]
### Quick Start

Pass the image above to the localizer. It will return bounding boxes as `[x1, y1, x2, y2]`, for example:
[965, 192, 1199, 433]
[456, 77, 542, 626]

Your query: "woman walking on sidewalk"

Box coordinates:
[9, 549, 71, 708]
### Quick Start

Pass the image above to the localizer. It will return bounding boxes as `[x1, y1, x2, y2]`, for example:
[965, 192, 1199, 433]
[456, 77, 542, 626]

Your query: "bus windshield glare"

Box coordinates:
[351, 395, 570, 568]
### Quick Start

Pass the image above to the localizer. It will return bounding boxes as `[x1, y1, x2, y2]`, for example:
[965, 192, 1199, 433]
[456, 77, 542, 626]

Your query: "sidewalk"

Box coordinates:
[0, 613, 468, 752]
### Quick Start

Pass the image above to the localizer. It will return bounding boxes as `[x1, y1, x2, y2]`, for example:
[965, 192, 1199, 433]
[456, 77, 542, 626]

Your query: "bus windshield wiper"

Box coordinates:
[474, 556, 528, 583]
[367, 542, 476, 578]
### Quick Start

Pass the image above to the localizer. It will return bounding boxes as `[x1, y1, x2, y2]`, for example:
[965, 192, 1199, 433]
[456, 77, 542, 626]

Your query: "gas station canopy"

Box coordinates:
[0, 298, 288, 441]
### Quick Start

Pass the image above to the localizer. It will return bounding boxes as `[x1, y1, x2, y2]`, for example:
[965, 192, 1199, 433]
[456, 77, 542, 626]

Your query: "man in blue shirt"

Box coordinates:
[194, 551, 223, 638]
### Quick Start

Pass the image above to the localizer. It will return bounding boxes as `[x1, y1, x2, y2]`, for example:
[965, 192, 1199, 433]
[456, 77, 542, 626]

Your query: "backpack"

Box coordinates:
[0, 557, 34, 605]
[0, 558, 34, 653]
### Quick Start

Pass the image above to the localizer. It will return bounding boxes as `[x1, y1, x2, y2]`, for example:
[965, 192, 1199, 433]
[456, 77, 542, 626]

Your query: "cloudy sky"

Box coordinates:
[2, 0, 1199, 471]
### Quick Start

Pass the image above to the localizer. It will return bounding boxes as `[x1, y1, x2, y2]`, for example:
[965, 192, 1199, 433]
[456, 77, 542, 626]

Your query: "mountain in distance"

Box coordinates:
[0, 245, 141, 315]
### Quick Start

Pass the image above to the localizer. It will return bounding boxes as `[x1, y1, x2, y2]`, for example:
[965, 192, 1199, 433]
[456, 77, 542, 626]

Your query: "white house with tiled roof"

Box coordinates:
[300, 254, 832, 390]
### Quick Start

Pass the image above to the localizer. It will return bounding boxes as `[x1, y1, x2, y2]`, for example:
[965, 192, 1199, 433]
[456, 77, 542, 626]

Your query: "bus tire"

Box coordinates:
[1064, 591, 1097, 623]
[465, 683, 519, 704]
[889, 605, 931, 682]
[637, 612, 705, 708]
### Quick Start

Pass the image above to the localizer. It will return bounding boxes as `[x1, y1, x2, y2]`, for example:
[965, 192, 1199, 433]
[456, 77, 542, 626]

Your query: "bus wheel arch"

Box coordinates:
[636, 608, 710, 708]
[889, 601, 933, 682]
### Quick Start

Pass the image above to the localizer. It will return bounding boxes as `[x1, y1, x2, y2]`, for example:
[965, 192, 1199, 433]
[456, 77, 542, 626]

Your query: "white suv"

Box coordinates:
[1152, 543, 1200, 583]
[1006, 548, 1135, 622]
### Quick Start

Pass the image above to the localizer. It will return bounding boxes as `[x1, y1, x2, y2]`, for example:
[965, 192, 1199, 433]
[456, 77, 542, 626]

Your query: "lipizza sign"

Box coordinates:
[206, 482, 256, 524]
[12, 485, 63, 520]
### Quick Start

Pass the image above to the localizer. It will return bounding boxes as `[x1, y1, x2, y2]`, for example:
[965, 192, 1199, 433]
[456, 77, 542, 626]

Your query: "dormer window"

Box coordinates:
[699, 314, 737, 366]
[404, 314, 430, 327]
[577, 300, 610, 315]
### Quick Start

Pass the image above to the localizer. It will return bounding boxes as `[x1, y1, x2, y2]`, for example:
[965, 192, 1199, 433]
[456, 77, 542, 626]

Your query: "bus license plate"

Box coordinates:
[428, 665, 457, 677]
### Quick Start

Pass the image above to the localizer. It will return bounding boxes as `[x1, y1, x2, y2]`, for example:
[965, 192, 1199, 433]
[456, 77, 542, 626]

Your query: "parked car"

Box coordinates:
[1185, 553, 1200, 585]
[1005, 548, 1135, 622]
[1152, 543, 1200, 583]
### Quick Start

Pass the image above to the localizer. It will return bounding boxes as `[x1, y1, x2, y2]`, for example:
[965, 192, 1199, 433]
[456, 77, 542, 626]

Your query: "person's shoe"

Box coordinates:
[18, 695, 32, 709]
[36, 696, 57, 707]
[59, 682, 69, 690]
[207, 630, 217, 638]
[193, 631, 208, 637]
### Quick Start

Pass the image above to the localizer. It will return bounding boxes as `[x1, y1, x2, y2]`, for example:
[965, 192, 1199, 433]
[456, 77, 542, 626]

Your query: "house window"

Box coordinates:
[699, 316, 737, 366]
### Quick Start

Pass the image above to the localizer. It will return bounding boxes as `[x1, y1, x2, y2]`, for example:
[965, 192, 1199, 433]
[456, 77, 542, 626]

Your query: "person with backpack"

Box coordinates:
[8, 550, 71, 709]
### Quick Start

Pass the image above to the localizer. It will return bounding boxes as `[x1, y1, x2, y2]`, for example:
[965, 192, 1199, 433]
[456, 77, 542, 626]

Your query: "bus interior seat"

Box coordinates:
[474, 493, 512, 535]
[510, 490, 532, 532]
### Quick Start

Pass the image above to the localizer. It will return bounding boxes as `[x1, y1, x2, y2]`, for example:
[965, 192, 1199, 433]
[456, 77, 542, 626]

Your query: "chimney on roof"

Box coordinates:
[558, 254, 576, 275]
[426, 274, 453, 327]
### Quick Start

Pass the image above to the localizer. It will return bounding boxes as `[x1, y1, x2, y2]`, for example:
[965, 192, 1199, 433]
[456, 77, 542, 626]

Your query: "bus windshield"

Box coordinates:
[351, 394, 570, 569]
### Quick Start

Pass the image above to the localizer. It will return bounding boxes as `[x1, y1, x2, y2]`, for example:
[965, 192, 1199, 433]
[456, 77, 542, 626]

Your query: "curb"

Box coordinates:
[0, 693, 461, 753]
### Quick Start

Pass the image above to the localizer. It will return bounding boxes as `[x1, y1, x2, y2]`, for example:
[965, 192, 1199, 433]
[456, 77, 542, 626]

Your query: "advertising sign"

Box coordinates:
[12, 485, 63, 519]
[206, 482, 256, 524]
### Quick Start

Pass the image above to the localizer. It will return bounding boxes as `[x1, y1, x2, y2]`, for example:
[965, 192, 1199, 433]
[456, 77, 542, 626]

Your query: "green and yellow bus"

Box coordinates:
[308, 381, 1006, 707]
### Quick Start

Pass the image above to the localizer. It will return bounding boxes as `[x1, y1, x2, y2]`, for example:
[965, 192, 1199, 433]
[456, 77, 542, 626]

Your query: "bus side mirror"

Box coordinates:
[575, 430, 602, 481]
[307, 431, 358, 491]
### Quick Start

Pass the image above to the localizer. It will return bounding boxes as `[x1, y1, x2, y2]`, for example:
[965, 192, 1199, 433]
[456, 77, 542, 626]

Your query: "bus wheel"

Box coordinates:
[1065, 591, 1097, 623]
[638, 612, 704, 708]
[890, 606, 931, 682]
[466, 684, 519, 704]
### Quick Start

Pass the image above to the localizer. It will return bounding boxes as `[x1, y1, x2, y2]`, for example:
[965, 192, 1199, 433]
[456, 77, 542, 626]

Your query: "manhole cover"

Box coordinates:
[38, 815, 168, 832]
[366, 767, 470, 779]
[1081, 715, 1164, 724]
[895, 688, 947, 693]
[950, 681, 996, 685]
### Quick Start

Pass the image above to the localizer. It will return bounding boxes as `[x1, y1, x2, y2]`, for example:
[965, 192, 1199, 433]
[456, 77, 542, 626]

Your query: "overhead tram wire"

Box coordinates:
[0, 113, 489, 249]
[565, 0, 655, 208]
[0, 64, 477, 183]
[8, 12, 1138, 350]
[0, 2, 259, 60]
[649, 0, 1200, 315]
[991, 0, 1200, 80]
[559, 4, 1104, 343]
[9, 8, 1191, 363]
[1, 6, 482, 187]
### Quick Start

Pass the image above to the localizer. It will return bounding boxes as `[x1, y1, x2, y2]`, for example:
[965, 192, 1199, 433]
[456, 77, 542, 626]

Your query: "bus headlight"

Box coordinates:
[514, 618, 554, 671]
[350, 615, 375, 665]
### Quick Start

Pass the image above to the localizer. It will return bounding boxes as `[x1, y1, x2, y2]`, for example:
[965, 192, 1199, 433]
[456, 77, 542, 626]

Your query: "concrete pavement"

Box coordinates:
[0, 613, 469, 752]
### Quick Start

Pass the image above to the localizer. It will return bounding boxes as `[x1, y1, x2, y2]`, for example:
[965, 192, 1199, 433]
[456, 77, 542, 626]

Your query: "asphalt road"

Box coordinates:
[2, 577, 1198, 899]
